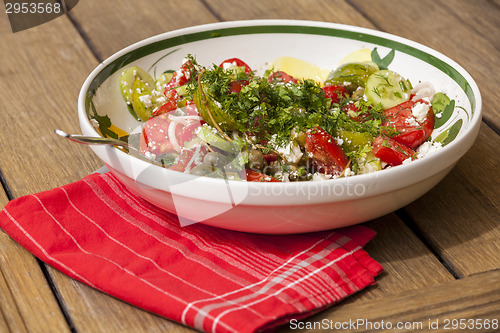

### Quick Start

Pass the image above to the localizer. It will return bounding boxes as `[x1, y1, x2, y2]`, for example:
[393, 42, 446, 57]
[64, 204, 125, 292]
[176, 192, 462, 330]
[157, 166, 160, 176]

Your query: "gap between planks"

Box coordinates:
[0, 169, 78, 332]
[4, 2, 496, 330]
[395, 209, 461, 279]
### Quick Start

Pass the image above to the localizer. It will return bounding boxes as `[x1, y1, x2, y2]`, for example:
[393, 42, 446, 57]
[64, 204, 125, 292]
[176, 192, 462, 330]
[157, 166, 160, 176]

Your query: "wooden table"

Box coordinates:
[0, 0, 498, 332]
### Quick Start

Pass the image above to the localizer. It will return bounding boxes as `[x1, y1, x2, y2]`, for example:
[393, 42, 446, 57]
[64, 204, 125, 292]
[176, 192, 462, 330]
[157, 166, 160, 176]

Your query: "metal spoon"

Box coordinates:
[54, 129, 138, 152]
[54, 129, 168, 167]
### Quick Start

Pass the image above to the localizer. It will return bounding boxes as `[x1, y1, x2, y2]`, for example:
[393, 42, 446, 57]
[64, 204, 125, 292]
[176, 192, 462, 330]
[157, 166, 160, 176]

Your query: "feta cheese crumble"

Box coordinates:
[412, 102, 430, 123]
[138, 94, 153, 108]
[416, 141, 443, 159]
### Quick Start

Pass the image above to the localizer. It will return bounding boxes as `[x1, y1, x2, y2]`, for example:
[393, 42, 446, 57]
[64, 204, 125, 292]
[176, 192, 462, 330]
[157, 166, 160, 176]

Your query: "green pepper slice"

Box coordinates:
[325, 62, 378, 93]
[193, 83, 238, 132]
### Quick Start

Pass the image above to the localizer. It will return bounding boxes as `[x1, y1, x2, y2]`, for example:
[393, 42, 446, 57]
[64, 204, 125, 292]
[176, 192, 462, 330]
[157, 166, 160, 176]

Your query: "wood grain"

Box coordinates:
[0, 232, 71, 333]
[0, 7, 189, 333]
[350, 0, 500, 128]
[361, 216, 454, 298]
[0, 185, 69, 332]
[278, 269, 500, 332]
[0, 190, 25, 333]
[205, 0, 373, 28]
[0, 13, 102, 196]
[0, 0, 497, 332]
[404, 123, 500, 277]
[68, 0, 218, 60]
[47, 268, 196, 333]
[36, 1, 457, 331]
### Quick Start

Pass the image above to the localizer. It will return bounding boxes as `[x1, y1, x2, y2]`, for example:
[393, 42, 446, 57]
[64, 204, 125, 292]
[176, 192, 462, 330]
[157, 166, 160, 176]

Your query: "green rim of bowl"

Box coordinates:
[85, 24, 475, 119]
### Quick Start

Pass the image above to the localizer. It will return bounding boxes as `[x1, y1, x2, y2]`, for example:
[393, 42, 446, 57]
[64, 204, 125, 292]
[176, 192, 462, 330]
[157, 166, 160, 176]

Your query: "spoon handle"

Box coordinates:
[54, 129, 137, 151]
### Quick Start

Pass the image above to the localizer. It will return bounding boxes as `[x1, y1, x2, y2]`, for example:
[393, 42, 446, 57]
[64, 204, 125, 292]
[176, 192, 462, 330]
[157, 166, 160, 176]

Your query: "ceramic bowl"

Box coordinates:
[78, 20, 481, 234]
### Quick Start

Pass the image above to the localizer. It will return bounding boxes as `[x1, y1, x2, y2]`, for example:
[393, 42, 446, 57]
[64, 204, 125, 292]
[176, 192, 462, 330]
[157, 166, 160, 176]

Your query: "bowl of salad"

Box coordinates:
[78, 20, 481, 234]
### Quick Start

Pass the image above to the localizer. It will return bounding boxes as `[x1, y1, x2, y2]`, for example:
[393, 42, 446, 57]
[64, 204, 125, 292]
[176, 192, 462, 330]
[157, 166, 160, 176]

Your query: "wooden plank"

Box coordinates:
[349, 0, 500, 129]
[0, 232, 71, 333]
[360, 216, 454, 299]
[0, 12, 103, 196]
[68, 0, 218, 60]
[47, 268, 196, 333]
[278, 269, 500, 332]
[404, 124, 500, 277]
[0, 1, 489, 332]
[205, 0, 373, 28]
[0, 185, 69, 333]
[437, 0, 500, 53]
[0, 1, 460, 332]
[0, 6, 194, 333]
[46, 0, 458, 331]
[0, 247, 26, 333]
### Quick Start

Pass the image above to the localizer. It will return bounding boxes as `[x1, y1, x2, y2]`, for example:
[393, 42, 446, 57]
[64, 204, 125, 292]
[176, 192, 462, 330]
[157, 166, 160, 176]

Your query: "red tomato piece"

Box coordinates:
[229, 80, 250, 94]
[304, 127, 349, 177]
[140, 113, 180, 155]
[185, 101, 199, 116]
[263, 153, 280, 164]
[383, 99, 435, 149]
[164, 61, 194, 91]
[140, 112, 204, 155]
[158, 61, 196, 115]
[153, 95, 178, 117]
[267, 71, 299, 84]
[169, 146, 208, 172]
[246, 169, 280, 182]
[323, 84, 349, 106]
[341, 101, 380, 123]
[372, 136, 415, 166]
[219, 58, 252, 74]
[179, 121, 203, 146]
[342, 102, 363, 122]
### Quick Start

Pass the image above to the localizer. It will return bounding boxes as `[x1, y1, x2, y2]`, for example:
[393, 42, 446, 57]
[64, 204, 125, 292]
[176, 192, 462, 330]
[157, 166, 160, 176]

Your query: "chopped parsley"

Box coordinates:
[184, 55, 384, 149]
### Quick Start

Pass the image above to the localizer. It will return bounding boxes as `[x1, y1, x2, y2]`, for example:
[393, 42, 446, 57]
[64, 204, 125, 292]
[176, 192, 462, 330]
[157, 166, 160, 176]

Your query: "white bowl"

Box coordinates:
[78, 20, 482, 234]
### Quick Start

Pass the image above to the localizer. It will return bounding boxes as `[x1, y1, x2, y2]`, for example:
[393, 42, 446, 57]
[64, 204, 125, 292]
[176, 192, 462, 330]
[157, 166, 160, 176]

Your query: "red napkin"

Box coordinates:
[0, 172, 382, 333]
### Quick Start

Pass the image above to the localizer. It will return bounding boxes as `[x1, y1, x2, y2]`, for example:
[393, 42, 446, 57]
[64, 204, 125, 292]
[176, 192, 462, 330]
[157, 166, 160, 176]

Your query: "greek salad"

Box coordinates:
[114, 50, 448, 182]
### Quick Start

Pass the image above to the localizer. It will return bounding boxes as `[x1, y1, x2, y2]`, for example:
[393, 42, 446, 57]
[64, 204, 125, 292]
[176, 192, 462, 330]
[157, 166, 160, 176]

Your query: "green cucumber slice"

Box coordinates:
[365, 70, 411, 109]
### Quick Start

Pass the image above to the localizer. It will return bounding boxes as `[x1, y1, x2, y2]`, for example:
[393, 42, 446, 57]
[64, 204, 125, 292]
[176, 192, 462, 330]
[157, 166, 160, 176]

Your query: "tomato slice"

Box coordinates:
[179, 121, 203, 145]
[140, 113, 180, 155]
[219, 58, 252, 74]
[185, 101, 199, 116]
[140, 112, 203, 156]
[169, 146, 209, 172]
[157, 61, 196, 116]
[267, 71, 299, 84]
[153, 95, 178, 116]
[228, 80, 249, 94]
[164, 61, 194, 91]
[383, 99, 435, 149]
[372, 136, 415, 166]
[304, 127, 349, 176]
[246, 169, 280, 182]
[322, 84, 349, 106]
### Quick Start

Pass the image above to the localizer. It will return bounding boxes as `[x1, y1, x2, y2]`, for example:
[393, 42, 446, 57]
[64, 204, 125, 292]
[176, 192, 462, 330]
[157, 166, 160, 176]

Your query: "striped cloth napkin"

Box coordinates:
[0, 172, 382, 333]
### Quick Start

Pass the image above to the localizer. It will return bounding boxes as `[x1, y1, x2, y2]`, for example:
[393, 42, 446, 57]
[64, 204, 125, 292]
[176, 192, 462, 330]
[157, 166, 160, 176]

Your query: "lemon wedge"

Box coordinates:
[270, 57, 330, 83]
[337, 48, 374, 66]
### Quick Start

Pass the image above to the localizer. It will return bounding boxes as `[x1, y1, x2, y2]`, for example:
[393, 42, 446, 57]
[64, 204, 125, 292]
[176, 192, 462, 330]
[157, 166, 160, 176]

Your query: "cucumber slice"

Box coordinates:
[155, 71, 174, 89]
[197, 124, 238, 153]
[131, 79, 154, 121]
[120, 66, 155, 120]
[120, 66, 155, 105]
[365, 70, 411, 109]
